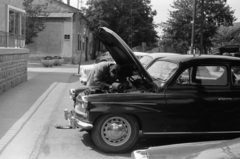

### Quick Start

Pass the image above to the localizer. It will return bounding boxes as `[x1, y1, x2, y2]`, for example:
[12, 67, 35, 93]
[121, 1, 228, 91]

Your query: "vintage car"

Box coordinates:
[64, 27, 240, 153]
[139, 52, 179, 68]
[131, 137, 240, 159]
[79, 51, 149, 85]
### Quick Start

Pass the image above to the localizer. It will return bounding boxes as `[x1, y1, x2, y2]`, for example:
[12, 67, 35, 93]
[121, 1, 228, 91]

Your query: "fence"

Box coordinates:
[0, 31, 25, 48]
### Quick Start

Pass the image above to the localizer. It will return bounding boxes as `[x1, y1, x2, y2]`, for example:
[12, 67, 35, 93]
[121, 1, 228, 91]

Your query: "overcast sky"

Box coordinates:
[63, 0, 240, 35]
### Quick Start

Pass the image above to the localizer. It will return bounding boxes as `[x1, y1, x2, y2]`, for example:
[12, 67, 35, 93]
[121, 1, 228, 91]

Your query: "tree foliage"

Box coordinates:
[160, 0, 236, 54]
[212, 23, 240, 47]
[82, 0, 159, 48]
[23, 0, 46, 44]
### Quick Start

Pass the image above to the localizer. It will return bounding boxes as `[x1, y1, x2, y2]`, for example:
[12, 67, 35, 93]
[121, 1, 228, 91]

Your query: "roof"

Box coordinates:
[47, 13, 73, 18]
[159, 54, 240, 64]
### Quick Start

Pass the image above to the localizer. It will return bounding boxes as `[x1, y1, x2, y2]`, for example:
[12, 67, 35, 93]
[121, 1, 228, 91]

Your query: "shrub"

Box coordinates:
[53, 56, 62, 59]
[43, 56, 53, 60]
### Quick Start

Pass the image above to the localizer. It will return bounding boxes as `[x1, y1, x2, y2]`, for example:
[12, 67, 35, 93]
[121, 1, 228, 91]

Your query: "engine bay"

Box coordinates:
[80, 75, 156, 96]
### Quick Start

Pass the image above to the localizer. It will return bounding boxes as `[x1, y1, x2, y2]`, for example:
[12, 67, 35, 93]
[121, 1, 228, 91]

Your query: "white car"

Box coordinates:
[131, 137, 240, 159]
[79, 52, 149, 85]
[134, 52, 149, 59]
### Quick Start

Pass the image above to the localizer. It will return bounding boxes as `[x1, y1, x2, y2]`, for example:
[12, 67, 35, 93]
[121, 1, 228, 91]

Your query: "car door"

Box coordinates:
[229, 65, 240, 131]
[192, 65, 236, 132]
[165, 64, 237, 133]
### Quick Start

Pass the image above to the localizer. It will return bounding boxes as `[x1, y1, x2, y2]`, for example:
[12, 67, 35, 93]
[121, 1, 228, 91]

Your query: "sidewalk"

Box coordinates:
[28, 60, 95, 75]
[0, 61, 94, 158]
[28, 59, 95, 68]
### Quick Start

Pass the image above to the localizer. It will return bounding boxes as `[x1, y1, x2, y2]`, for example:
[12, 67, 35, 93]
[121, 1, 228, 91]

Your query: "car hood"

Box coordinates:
[95, 27, 152, 83]
[132, 138, 240, 159]
[183, 138, 240, 159]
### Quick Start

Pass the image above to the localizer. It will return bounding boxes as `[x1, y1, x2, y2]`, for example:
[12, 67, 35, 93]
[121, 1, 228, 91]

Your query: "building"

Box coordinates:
[0, 0, 29, 94]
[27, 0, 93, 64]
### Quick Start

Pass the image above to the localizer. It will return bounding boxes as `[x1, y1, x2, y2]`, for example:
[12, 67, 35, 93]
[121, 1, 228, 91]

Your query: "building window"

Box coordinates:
[78, 33, 81, 51]
[4, 5, 26, 48]
[82, 41, 84, 51]
[64, 34, 70, 40]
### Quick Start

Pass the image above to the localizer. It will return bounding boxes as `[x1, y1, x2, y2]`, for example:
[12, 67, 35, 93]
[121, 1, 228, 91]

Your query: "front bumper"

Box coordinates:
[64, 109, 93, 130]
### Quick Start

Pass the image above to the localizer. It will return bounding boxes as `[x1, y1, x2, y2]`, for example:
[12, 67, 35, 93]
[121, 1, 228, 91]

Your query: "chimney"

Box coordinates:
[67, 0, 70, 5]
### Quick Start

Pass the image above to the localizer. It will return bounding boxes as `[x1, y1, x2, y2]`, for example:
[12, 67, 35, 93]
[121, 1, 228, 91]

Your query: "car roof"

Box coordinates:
[143, 52, 180, 58]
[134, 52, 148, 55]
[157, 54, 240, 64]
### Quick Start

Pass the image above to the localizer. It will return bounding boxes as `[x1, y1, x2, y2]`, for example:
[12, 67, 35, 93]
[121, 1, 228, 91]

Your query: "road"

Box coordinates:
[0, 64, 226, 159]
[0, 65, 136, 159]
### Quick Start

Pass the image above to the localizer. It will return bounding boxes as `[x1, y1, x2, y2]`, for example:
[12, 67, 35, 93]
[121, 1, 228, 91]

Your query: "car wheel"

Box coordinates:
[91, 114, 139, 153]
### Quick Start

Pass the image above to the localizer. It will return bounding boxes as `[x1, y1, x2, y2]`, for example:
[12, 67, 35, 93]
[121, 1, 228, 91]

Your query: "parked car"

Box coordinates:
[94, 51, 114, 63]
[213, 45, 240, 55]
[79, 51, 148, 85]
[64, 27, 240, 153]
[139, 52, 179, 68]
[131, 137, 240, 159]
[134, 52, 149, 59]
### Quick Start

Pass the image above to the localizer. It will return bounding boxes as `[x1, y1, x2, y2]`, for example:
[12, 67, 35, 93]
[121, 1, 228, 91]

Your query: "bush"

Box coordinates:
[43, 56, 53, 60]
[53, 56, 62, 59]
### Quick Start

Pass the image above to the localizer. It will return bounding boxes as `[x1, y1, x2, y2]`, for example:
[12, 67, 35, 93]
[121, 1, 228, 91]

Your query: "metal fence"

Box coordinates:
[0, 31, 25, 48]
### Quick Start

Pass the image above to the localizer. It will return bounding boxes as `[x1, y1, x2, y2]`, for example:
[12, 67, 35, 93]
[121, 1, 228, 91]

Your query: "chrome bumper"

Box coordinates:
[64, 109, 93, 130]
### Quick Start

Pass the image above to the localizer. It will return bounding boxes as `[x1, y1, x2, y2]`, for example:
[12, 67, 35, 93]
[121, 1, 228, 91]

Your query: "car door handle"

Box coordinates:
[218, 98, 232, 101]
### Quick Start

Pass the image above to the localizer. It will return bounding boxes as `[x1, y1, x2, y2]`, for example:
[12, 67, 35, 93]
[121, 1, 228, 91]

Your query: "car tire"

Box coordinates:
[91, 114, 139, 153]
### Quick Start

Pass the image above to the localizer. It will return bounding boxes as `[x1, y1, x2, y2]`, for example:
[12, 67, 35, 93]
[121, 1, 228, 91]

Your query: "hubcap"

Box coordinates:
[101, 117, 131, 146]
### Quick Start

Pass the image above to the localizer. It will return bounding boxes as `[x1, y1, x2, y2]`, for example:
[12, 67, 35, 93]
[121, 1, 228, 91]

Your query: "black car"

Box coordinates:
[64, 27, 240, 153]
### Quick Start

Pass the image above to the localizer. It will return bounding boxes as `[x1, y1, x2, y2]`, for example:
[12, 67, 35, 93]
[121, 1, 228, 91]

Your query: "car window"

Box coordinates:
[139, 56, 153, 67]
[147, 61, 178, 81]
[177, 66, 227, 86]
[231, 66, 240, 85]
[177, 69, 190, 84]
[136, 55, 143, 59]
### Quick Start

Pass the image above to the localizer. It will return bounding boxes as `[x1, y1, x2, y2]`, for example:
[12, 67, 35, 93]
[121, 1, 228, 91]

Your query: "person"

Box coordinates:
[86, 62, 124, 89]
[231, 66, 240, 84]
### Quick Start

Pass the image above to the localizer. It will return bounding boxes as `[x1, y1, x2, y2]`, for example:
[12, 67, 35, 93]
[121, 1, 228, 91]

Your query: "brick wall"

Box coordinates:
[0, 48, 29, 95]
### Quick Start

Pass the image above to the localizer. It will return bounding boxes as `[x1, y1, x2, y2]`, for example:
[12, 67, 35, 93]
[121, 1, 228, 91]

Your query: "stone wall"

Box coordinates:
[0, 48, 29, 95]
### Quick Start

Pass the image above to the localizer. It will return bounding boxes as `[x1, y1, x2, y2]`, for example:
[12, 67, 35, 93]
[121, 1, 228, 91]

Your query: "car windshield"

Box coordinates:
[147, 60, 178, 81]
[139, 55, 153, 67]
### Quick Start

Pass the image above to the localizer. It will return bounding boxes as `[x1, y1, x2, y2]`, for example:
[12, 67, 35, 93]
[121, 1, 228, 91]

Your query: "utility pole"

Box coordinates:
[191, 0, 204, 54]
[191, 0, 227, 55]
[190, 0, 197, 54]
[200, 0, 204, 54]
[77, 0, 83, 9]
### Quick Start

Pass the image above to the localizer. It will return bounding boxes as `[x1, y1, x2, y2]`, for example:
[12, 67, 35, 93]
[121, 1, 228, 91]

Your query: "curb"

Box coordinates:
[29, 83, 68, 159]
[0, 83, 58, 155]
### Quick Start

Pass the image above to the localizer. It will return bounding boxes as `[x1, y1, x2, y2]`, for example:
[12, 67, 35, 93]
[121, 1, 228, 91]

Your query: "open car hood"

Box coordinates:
[95, 27, 152, 83]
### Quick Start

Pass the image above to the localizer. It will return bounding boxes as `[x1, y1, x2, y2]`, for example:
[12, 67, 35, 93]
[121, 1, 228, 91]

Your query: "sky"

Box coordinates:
[63, 0, 240, 35]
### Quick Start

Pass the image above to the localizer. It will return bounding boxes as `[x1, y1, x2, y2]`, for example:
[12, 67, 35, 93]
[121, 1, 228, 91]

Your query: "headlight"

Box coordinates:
[83, 111, 89, 118]
[75, 102, 89, 118]
[82, 101, 88, 109]
[131, 150, 148, 159]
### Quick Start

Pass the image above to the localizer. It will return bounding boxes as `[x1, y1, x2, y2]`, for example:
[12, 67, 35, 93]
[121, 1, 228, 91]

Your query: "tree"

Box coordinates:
[82, 0, 159, 49]
[23, 0, 46, 44]
[160, 0, 236, 54]
[212, 22, 240, 47]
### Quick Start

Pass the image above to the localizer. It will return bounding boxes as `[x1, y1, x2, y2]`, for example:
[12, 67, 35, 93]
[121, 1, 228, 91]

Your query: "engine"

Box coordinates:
[80, 78, 155, 96]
